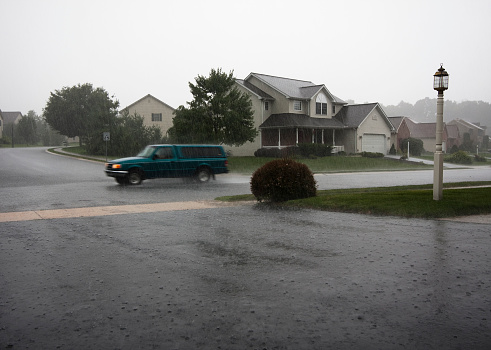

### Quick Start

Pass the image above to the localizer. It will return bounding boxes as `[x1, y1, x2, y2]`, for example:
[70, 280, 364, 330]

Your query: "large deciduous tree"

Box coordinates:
[168, 68, 257, 146]
[43, 83, 119, 146]
[16, 111, 38, 145]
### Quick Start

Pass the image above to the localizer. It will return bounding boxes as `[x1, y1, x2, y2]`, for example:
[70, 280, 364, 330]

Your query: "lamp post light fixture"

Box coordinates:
[433, 64, 449, 200]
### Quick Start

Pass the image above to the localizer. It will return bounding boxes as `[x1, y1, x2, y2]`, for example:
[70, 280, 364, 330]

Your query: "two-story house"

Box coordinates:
[231, 73, 394, 156]
[121, 94, 175, 136]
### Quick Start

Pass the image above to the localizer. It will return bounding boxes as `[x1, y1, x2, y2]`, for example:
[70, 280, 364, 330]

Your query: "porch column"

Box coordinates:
[296, 128, 299, 145]
[322, 129, 325, 144]
[312, 129, 314, 144]
[278, 129, 281, 148]
[333, 130, 335, 146]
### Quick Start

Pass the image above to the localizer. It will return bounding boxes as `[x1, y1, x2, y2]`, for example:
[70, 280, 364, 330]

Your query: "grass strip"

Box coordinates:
[217, 182, 491, 218]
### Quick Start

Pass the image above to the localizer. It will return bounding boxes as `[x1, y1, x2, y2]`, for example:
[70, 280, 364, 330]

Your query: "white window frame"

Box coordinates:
[152, 113, 162, 122]
[293, 100, 302, 111]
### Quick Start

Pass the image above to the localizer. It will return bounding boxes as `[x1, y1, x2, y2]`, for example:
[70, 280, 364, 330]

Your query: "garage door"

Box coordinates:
[362, 134, 386, 154]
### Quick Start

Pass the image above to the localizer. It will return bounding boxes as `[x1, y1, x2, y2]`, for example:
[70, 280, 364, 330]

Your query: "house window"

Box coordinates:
[332, 105, 336, 114]
[152, 113, 162, 122]
[265, 101, 269, 111]
[315, 93, 328, 115]
[293, 100, 302, 111]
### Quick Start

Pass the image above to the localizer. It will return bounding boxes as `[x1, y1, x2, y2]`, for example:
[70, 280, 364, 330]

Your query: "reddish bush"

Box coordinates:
[250, 159, 317, 202]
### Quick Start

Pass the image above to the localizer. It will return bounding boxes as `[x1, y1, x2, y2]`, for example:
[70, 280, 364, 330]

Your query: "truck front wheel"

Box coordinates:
[128, 170, 143, 185]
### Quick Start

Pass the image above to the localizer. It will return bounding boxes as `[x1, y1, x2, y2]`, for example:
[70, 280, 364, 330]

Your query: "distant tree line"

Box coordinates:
[1, 110, 65, 146]
[42, 83, 165, 157]
[382, 98, 491, 127]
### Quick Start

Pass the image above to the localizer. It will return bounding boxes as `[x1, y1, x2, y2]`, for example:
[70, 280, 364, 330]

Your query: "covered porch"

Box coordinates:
[259, 113, 346, 153]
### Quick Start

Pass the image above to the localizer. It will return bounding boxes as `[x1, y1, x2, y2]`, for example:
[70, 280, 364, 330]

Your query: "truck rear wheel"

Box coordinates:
[196, 167, 211, 183]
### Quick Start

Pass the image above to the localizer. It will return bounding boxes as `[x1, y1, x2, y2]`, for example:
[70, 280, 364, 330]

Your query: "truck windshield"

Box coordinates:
[137, 146, 157, 158]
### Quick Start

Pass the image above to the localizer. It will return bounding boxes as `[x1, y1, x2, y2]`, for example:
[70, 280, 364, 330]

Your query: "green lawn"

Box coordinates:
[217, 182, 491, 219]
[228, 156, 432, 174]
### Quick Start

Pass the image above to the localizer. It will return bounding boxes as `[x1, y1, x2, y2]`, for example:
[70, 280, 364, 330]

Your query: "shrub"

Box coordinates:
[254, 147, 298, 158]
[474, 154, 487, 162]
[297, 143, 332, 158]
[449, 144, 459, 154]
[250, 158, 317, 202]
[389, 143, 396, 155]
[400, 137, 424, 156]
[361, 151, 384, 158]
[444, 150, 472, 165]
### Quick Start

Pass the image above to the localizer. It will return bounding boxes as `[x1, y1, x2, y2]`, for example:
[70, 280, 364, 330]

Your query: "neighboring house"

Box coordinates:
[447, 118, 485, 148]
[121, 94, 175, 136]
[0, 111, 23, 139]
[0, 110, 3, 139]
[232, 73, 394, 156]
[445, 124, 461, 150]
[387, 116, 405, 151]
[397, 117, 449, 153]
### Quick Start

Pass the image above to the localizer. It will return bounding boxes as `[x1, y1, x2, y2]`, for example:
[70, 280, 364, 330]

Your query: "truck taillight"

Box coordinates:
[225, 160, 228, 167]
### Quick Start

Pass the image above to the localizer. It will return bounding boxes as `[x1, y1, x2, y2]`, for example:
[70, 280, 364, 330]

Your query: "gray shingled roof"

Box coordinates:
[249, 73, 347, 104]
[1, 111, 22, 124]
[259, 113, 345, 129]
[236, 79, 273, 100]
[334, 103, 379, 128]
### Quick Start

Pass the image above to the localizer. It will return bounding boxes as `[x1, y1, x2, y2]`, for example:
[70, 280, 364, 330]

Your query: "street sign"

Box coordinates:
[103, 132, 110, 141]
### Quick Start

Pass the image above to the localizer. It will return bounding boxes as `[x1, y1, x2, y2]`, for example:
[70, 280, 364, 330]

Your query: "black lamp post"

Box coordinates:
[433, 64, 449, 200]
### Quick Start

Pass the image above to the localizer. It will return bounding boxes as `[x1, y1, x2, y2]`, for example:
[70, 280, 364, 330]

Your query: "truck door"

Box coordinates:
[154, 146, 176, 177]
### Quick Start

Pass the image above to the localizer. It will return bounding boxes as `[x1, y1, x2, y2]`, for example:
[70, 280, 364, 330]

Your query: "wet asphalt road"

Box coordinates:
[1, 147, 490, 349]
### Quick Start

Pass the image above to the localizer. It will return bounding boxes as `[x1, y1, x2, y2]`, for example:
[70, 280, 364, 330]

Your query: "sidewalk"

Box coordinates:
[384, 154, 471, 168]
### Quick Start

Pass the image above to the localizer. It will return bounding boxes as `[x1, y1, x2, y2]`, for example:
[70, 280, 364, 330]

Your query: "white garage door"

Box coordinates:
[362, 134, 386, 154]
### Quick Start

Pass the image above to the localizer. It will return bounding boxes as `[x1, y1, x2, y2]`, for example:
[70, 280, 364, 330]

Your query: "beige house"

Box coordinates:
[0, 111, 23, 140]
[0, 110, 3, 139]
[121, 94, 175, 136]
[231, 73, 393, 156]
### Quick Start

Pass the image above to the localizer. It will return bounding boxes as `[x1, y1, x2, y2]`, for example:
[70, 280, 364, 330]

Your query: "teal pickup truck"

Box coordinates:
[105, 144, 228, 185]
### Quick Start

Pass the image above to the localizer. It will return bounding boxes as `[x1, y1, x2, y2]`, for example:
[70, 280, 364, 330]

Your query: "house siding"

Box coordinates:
[357, 109, 392, 154]
[123, 95, 175, 136]
[225, 83, 265, 156]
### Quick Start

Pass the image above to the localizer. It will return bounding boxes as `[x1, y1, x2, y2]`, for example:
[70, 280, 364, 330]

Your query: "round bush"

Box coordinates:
[444, 150, 472, 164]
[250, 159, 317, 202]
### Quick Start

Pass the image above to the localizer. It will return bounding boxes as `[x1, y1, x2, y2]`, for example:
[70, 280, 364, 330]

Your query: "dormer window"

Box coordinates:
[293, 100, 302, 111]
[265, 101, 269, 111]
[315, 93, 328, 115]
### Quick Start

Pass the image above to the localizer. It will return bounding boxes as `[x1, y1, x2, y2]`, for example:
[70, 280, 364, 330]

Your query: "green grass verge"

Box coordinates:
[228, 156, 432, 174]
[216, 182, 491, 218]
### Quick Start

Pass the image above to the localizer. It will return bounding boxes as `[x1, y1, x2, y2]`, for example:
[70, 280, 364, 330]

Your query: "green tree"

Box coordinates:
[95, 110, 164, 157]
[168, 68, 257, 146]
[400, 137, 424, 156]
[16, 112, 38, 145]
[43, 83, 119, 146]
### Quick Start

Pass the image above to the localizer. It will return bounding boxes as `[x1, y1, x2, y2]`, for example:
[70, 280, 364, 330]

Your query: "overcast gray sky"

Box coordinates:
[1, 0, 490, 115]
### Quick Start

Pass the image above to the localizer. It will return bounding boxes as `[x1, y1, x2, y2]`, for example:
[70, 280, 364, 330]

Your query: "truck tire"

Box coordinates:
[128, 170, 142, 185]
[196, 167, 211, 183]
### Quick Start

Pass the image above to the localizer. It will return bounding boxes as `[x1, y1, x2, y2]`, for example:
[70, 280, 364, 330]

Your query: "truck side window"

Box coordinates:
[155, 147, 173, 159]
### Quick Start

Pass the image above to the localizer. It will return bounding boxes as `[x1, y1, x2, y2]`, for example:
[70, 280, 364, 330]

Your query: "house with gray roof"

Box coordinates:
[0, 110, 3, 139]
[232, 73, 394, 155]
[0, 111, 23, 140]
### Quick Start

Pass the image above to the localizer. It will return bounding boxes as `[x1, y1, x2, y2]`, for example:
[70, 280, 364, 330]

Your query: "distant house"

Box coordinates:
[388, 116, 405, 151]
[447, 118, 485, 148]
[232, 73, 394, 156]
[121, 94, 175, 136]
[0, 110, 3, 139]
[445, 124, 461, 150]
[0, 111, 23, 139]
[396, 117, 449, 153]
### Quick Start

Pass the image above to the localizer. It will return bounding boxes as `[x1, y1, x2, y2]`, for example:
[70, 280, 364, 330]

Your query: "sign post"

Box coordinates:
[103, 132, 110, 161]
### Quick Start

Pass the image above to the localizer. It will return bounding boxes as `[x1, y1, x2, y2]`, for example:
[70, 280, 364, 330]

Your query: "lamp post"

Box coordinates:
[433, 64, 449, 200]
